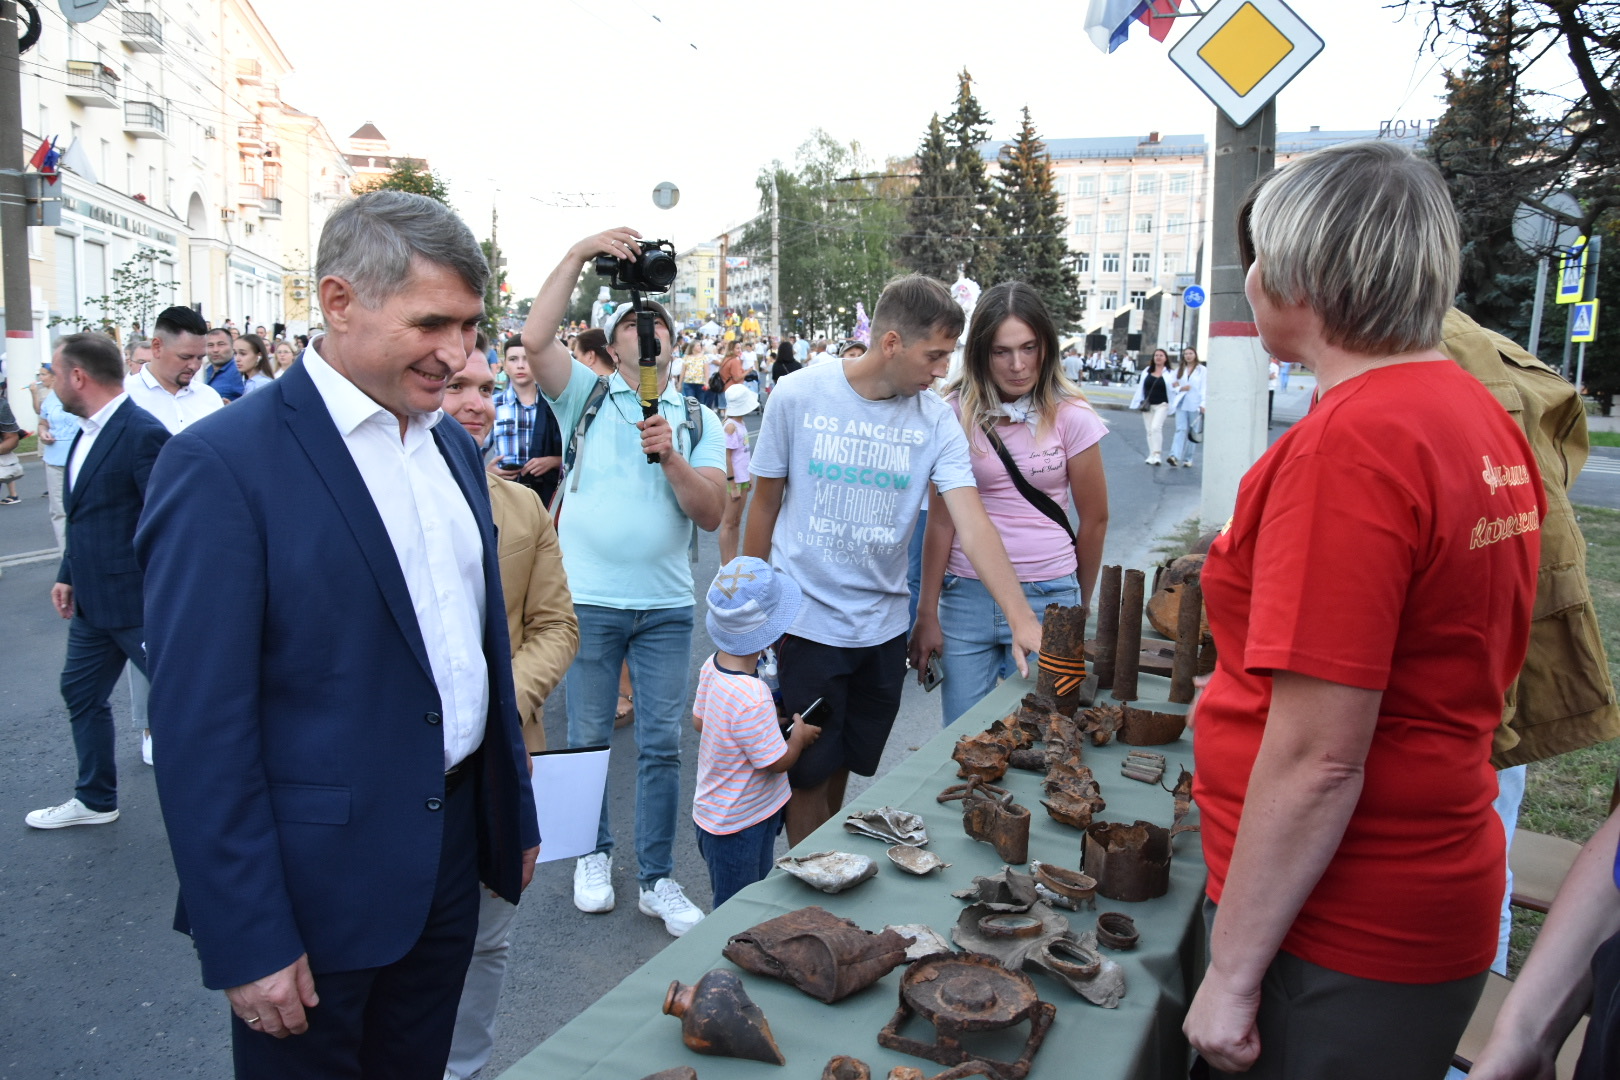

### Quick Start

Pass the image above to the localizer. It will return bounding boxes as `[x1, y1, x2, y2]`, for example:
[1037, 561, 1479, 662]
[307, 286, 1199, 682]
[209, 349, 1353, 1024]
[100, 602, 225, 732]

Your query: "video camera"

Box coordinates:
[595, 239, 677, 294]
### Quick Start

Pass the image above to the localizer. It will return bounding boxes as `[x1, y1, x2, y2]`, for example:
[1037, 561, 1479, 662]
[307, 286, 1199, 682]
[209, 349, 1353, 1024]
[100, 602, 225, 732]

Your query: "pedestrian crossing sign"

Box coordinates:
[1572, 300, 1599, 344]
[1557, 237, 1588, 304]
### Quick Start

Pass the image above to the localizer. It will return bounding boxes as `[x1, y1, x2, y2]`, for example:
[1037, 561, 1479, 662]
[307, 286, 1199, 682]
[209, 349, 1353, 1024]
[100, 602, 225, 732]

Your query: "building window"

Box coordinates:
[1131, 251, 1151, 274]
[1074, 174, 1096, 196]
[1137, 174, 1158, 195]
[1130, 290, 1147, 310]
[1169, 172, 1192, 194]
[1103, 214, 1124, 234]
[126, 153, 136, 192]
[1101, 252, 1121, 274]
[1100, 291, 1119, 310]
[1106, 174, 1129, 196]
[1072, 215, 1092, 235]
[1162, 251, 1181, 274]
[1074, 251, 1091, 273]
[100, 140, 111, 182]
[1167, 213, 1186, 234]
[1134, 214, 1154, 234]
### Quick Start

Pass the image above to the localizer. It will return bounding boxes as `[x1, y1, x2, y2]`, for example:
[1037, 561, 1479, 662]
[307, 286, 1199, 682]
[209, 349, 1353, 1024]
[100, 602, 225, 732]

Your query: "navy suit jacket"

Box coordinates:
[57, 397, 171, 629]
[135, 361, 540, 991]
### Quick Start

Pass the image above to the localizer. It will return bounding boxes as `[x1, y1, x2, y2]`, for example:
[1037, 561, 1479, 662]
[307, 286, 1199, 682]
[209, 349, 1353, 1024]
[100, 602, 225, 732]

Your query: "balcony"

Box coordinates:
[235, 58, 262, 84]
[65, 60, 118, 108]
[260, 197, 282, 218]
[123, 101, 166, 139]
[238, 123, 264, 149]
[120, 11, 163, 52]
[239, 182, 262, 204]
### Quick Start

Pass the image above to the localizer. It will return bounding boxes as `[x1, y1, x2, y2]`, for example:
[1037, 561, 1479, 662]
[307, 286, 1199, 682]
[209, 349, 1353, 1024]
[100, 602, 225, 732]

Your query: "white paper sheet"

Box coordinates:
[529, 745, 611, 863]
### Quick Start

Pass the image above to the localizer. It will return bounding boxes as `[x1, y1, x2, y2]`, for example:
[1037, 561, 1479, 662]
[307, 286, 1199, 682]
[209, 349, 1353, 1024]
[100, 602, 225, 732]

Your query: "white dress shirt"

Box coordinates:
[123, 366, 224, 434]
[67, 392, 128, 491]
[303, 343, 489, 769]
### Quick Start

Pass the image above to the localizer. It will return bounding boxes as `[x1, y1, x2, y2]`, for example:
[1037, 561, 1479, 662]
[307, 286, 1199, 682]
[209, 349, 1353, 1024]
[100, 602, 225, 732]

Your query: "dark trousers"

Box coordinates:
[231, 771, 481, 1079]
[60, 617, 147, 812]
[696, 807, 784, 908]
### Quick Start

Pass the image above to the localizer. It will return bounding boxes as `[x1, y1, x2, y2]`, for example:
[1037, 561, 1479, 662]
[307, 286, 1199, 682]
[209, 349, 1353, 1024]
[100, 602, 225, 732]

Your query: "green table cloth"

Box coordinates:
[505, 672, 1206, 1080]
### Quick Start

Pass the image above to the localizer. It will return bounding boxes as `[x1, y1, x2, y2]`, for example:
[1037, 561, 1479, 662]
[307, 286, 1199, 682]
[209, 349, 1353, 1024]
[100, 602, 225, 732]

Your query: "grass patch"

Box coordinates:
[1589, 430, 1620, 448]
[15, 434, 37, 455]
[1151, 516, 1204, 562]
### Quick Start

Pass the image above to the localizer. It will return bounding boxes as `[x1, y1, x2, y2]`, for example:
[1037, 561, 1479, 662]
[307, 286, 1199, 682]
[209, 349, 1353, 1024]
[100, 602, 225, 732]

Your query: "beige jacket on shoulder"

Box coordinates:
[487, 474, 579, 753]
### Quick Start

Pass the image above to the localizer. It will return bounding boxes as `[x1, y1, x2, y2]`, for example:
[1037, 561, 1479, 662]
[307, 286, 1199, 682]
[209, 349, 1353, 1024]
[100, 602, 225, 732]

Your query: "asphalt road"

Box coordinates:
[0, 405, 1198, 1080]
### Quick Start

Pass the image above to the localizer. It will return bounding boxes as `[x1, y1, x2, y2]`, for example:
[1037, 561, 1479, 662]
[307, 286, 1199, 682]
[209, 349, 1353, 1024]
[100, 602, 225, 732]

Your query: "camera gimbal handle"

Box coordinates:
[631, 290, 661, 465]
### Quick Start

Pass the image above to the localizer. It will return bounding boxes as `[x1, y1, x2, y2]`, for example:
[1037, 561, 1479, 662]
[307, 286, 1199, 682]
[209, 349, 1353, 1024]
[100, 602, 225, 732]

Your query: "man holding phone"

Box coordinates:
[745, 274, 1040, 846]
[489, 337, 563, 508]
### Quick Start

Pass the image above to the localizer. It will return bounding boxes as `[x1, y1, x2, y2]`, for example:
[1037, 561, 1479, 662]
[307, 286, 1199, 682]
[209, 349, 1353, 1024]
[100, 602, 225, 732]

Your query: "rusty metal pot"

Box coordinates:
[722, 906, 910, 1004]
[1083, 819, 1173, 902]
[877, 952, 1055, 1080]
[663, 969, 786, 1065]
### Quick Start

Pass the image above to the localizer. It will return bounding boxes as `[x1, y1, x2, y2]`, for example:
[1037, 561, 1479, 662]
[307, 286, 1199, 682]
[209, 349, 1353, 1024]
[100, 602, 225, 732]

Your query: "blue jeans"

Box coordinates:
[565, 604, 694, 887]
[60, 618, 148, 812]
[1170, 407, 1199, 464]
[907, 508, 928, 625]
[936, 573, 1079, 727]
[696, 807, 784, 908]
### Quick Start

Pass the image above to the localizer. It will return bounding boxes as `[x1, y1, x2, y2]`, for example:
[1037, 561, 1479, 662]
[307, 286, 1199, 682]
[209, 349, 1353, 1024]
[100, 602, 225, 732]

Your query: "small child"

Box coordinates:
[693, 556, 821, 908]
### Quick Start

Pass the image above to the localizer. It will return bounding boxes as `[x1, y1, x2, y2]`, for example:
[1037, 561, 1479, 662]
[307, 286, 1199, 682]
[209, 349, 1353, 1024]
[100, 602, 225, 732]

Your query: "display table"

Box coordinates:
[504, 672, 1206, 1080]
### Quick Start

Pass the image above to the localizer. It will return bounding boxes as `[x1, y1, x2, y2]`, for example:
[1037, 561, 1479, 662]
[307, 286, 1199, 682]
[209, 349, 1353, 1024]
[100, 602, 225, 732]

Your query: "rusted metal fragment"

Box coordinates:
[939, 778, 1030, 864]
[1094, 564, 1123, 690]
[888, 845, 952, 875]
[951, 902, 1072, 969]
[1117, 704, 1187, 746]
[1040, 713, 1082, 770]
[1146, 554, 1207, 641]
[1029, 861, 1097, 910]
[1095, 912, 1139, 951]
[989, 711, 1037, 750]
[1077, 702, 1121, 746]
[775, 851, 878, 894]
[823, 1056, 872, 1080]
[845, 806, 929, 847]
[1114, 569, 1146, 702]
[1034, 603, 1090, 716]
[637, 1069, 698, 1080]
[1122, 749, 1166, 784]
[1168, 577, 1205, 704]
[664, 969, 786, 1065]
[1040, 760, 1105, 830]
[951, 730, 1012, 783]
[1168, 765, 1199, 834]
[877, 953, 1056, 1080]
[1083, 820, 1173, 902]
[723, 906, 910, 1004]
[1008, 747, 1047, 772]
[888, 923, 954, 960]
[950, 867, 1040, 912]
[1026, 931, 1127, 1008]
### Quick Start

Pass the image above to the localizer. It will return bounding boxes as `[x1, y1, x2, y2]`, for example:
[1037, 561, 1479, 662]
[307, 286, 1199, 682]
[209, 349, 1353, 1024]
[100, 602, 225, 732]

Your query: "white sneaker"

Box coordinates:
[573, 852, 615, 913]
[141, 730, 153, 766]
[639, 877, 705, 937]
[26, 798, 119, 830]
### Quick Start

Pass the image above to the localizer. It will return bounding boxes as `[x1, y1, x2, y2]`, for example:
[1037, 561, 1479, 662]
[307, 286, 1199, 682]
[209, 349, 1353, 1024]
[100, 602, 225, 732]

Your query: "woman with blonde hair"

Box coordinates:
[910, 281, 1110, 726]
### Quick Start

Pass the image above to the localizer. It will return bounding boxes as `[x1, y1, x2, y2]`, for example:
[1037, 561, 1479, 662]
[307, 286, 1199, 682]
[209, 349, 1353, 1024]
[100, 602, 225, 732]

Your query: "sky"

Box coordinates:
[252, 0, 1576, 296]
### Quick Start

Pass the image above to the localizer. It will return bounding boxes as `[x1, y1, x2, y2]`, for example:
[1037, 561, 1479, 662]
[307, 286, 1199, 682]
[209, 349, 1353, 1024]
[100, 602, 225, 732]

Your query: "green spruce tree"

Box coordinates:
[996, 107, 1082, 330]
[899, 114, 967, 281]
[942, 69, 1002, 284]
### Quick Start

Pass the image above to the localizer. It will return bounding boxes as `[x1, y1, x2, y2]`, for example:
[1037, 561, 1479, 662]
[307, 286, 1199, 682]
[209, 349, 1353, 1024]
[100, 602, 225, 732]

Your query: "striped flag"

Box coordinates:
[1085, 0, 1184, 52]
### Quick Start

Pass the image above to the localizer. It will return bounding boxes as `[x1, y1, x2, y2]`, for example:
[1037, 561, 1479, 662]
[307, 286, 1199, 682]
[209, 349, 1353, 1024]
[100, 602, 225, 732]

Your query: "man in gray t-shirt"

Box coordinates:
[747, 275, 1041, 845]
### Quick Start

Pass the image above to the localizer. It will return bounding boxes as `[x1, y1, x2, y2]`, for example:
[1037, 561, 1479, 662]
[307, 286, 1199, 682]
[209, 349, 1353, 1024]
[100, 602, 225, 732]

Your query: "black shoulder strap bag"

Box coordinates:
[980, 424, 1077, 545]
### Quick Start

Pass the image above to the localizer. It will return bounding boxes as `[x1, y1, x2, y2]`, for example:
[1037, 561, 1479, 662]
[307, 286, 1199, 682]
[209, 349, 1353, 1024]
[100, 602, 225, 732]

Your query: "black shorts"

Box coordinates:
[778, 632, 908, 789]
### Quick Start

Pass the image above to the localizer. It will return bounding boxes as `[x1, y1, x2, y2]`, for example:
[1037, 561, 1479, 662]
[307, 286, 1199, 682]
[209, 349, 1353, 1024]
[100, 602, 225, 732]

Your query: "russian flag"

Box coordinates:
[1085, 0, 1183, 53]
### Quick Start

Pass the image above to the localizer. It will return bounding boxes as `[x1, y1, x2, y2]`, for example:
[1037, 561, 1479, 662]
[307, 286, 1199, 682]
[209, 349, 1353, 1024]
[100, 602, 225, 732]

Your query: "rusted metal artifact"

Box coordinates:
[951, 730, 1012, 783]
[663, 969, 786, 1065]
[845, 806, 929, 847]
[830, 1060, 1004, 1080]
[1041, 760, 1106, 830]
[939, 777, 1029, 864]
[722, 906, 910, 1004]
[823, 1056, 872, 1080]
[1146, 554, 1207, 640]
[1008, 747, 1047, 772]
[1029, 861, 1098, 909]
[1168, 577, 1204, 704]
[1169, 766, 1197, 831]
[888, 845, 952, 875]
[1034, 603, 1091, 716]
[1095, 912, 1140, 951]
[1121, 749, 1167, 784]
[1117, 703, 1188, 746]
[1077, 702, 1121, 746]
[637, 1069, 698, 1080]
[1026, 931, 1127, 1008]
[775, 851, 879, 894]
[888, 923, 954, 960]
[1113, 569, 1146, 702]
[951, 867, 1041, 912]
[878, 952, 1056, 1080]
[1083, 820, 1173, 902]
[951, 902, 1072, 969]
[1094, 564, 1123, 690]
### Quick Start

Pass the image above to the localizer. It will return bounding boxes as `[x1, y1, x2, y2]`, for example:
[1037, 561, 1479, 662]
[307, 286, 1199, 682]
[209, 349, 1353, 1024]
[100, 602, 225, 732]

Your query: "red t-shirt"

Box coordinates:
[1195, 360, 1545, 984]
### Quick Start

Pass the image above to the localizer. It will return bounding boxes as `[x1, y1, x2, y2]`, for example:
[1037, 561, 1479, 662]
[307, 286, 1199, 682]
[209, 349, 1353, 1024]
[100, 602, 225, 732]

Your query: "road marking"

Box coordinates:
[0, 548, 59, 568]
[1580, 459, 1620, 476]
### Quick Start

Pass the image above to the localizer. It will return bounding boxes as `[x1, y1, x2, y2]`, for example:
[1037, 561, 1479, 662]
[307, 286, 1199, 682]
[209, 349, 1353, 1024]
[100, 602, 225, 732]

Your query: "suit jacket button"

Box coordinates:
[426, 798, 443, 811]
[425, 712, 441, 726]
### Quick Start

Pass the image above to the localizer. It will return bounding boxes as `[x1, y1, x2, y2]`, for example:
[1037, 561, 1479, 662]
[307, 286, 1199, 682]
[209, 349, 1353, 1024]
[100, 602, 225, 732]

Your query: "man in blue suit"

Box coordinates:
[26, 332, 170, 829]
[136, 191, 540, 1079]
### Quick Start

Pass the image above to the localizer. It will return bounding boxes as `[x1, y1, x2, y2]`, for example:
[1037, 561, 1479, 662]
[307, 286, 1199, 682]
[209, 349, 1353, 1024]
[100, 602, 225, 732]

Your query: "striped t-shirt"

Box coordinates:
[692, 655, 791, 835]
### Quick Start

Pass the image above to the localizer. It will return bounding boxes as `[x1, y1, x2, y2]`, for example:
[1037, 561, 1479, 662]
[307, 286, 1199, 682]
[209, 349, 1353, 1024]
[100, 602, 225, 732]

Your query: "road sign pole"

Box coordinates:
[1576, 343, 1588, 397]
[1199, 100, 1276, 528]
[1528, 257, 1548, 357]
[1563, 305, 1576, 379]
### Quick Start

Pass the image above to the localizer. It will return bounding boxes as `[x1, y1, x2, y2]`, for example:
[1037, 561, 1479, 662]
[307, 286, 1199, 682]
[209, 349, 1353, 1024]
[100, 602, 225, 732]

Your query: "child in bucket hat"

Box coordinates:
[692, 557, 821, 906]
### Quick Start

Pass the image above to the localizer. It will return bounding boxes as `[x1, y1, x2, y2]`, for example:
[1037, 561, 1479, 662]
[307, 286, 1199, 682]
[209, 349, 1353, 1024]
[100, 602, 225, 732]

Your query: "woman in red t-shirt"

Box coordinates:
[1184, 141, 1545, 1079]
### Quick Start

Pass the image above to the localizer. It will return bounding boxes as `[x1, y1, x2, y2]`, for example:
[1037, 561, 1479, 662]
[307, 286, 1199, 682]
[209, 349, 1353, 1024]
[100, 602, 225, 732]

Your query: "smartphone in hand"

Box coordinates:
[921, 657, 945, 693]
[783, 696, 826, 738]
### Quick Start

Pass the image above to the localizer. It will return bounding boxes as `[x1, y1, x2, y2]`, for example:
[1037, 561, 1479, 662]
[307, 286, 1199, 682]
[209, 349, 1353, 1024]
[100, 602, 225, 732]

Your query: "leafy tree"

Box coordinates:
[898, 70, 1003, 285]
[995, 107, 1082, 330]
[479, 239, 506, 340]
[739, 130, 903, 339]
[1579, 215, 1619, 412]
[357, 160, 452, 206]
[48, 251, 163, 339]
[1423, 8, 1542, 342]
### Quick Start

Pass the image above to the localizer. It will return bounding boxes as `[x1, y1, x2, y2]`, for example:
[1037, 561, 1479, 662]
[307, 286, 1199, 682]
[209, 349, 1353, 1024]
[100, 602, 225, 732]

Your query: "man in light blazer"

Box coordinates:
[27, 332, 170, 829]
[135, 191, 540, 1079]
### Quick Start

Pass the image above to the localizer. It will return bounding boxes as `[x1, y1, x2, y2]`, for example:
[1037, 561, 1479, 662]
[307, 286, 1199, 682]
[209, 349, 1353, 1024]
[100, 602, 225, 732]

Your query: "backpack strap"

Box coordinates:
[553, 376, 611, 519]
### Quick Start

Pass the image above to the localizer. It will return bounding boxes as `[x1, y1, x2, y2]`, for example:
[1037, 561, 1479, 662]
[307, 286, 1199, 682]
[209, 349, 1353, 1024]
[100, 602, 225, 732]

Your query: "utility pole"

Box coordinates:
[1199, 101, 1275, 528]
[1, 0, 41, 428]
[770, 174, 781, 340]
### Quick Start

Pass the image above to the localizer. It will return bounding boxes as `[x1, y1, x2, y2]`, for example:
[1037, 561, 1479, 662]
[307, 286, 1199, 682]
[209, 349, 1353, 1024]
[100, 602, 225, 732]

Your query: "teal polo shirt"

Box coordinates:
[546, 360, 725, 610]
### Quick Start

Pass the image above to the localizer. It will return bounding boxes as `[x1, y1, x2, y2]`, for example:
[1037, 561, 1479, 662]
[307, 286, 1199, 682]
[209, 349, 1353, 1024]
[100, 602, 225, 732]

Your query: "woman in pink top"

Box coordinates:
[909, 282, 1110, 725]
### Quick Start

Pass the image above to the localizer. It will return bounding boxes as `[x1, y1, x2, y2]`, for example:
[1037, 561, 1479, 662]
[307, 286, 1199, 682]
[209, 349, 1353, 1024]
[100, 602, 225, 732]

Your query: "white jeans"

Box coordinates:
[1492, 764, 1528, 975]
[445, 889, 520, 1080]
[1143, 402, 1169, 461]
[45, 463, 66, 550]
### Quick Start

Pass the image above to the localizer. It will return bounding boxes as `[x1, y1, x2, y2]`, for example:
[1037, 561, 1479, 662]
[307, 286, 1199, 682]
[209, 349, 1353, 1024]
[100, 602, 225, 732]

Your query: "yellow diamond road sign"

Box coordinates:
[1171, 0, 1324, 128]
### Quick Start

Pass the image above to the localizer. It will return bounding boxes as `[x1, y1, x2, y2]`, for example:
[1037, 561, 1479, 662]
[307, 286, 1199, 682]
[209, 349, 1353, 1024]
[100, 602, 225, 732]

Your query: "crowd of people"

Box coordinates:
[16, 139, 1620, 1080]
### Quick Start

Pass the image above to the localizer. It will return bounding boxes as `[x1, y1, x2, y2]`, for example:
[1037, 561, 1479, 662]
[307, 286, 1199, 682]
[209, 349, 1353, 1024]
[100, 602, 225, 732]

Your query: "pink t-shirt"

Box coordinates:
[945, 396, 1107, 581]
[692, 656, 791, 835]
[724, 419, 751, 481]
